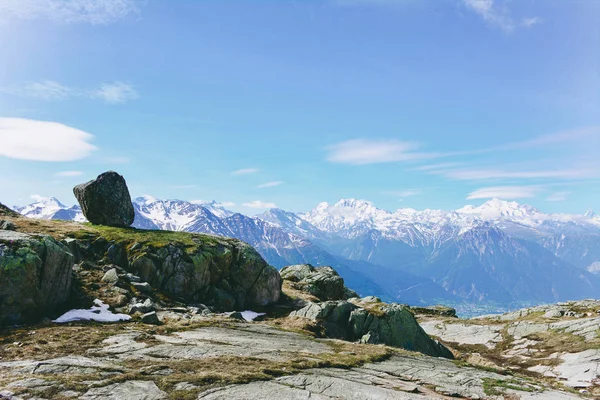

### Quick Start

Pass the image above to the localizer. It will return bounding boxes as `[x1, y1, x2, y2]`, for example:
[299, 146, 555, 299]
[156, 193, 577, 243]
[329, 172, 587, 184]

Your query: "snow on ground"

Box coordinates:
[54, 299, 131, 323]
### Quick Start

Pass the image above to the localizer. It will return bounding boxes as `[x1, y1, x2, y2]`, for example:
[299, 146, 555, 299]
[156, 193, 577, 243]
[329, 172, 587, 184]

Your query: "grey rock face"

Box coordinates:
[291, 298, 453, 358]
[0, 231, 73, 326]
[81, 381, 167, 400]
[280, 264, 349, 301]
[73, 171, 135, 227]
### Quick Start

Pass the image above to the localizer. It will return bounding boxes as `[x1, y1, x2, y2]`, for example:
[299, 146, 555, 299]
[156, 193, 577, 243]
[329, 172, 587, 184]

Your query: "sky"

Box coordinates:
[0, 0, 599, 215]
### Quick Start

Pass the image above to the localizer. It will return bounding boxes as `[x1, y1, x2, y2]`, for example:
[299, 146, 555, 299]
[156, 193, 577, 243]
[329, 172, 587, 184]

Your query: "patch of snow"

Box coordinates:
[54, 299, 131, 323]
[240, 310, 266, 322]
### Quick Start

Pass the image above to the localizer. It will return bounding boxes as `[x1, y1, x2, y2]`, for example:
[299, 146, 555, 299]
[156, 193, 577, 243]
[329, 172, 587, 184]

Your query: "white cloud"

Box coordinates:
[217, 201, 236, 207]
[546, 191, 572, 202]
[243, 200, 277, 209]
[467, 186, 540, 200]
[441, 168, 595, 181]
[1, 80, 139, 104]
[190, 199, 207, 205]
[0, 0, 140, 25]
[462, 0, 540, 33]
[30, 194, 46, 202]
[55, 170, 83, 177]
[326, 139, 436, 165]
[411, 162, 464, 171]
[232, 168, 260, 175]
[0, 118, 97, 161]
[382, 189, 422, 198]
[257, 181, 284, 188]
[89, 82, 138, 104]
[1, 80, 72, 100]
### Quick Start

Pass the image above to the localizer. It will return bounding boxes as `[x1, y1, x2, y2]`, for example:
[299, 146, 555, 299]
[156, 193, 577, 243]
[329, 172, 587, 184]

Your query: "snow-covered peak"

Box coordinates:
[198, 200, 234, 218]
[18, 196, 67, 219]
[301, 198, 392, 235]
[456, 198, 541, 219]
[585, 209, 595, 218]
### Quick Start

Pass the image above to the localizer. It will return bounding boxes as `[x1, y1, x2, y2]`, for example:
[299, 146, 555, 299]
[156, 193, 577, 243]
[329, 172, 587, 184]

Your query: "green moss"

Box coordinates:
[71, 224, 230, 254]
[1, 247, 41, 273]
[482, 378, 538, 395]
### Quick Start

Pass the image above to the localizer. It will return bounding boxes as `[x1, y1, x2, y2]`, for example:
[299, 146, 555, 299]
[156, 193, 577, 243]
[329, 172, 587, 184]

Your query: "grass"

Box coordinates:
[1, 316, 393, 399]
[2, 216, 233, 255]
[482, 377, 538, 396]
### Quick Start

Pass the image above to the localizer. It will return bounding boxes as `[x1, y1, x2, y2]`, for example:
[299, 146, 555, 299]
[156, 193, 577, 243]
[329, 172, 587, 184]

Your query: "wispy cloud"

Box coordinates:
[411, 162, 464, 171]
[257, 181, 284, 188]
[1, 81, 72, 100]
[232, 168, 260, 175]
[0, 0, 141, 25]
[1, 80, 138, 104]
[55, 170, 83, 177]
[243, 200, 277, 209]
[30, 194, 49, 202]
[0, 118, 97, 162]
[89, 82, 138, 104]
[467, 185, 540, 200]
[439, 168, 596, 181]
[382, 189, 422, 198]
[546, 191, 572, 202]
[494, 127, 600, 150]
[326, 139, 437, 165]
[462, 0, 541, 33]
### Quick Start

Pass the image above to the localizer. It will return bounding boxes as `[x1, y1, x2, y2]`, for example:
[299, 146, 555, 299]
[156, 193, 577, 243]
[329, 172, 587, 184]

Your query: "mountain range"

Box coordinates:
[13, 196, 600, 315]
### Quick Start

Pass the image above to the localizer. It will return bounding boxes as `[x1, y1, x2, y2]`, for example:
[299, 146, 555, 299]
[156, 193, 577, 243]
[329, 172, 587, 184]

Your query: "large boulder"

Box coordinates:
[280, 264, 356, 301]
[0, 231, 74, 326]
[290, 297, 453, 358]
[73, 171, 135, 227]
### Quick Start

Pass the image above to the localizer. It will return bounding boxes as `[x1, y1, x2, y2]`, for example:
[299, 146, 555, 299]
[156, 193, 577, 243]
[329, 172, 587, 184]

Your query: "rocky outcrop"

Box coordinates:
[73, 171, 135, 227]
[280, 264, 358, 301]
[0, 231, 74, 326]
[69, 230, 282, 310]
[410, 305, 457, 318]
[290, 297, 453, 358]
[0, 203, 19, 217]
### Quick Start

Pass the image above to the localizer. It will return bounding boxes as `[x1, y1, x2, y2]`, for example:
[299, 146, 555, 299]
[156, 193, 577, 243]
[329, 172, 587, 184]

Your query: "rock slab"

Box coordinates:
[0, 231, 73, 326]
[73, 171, 135, 227]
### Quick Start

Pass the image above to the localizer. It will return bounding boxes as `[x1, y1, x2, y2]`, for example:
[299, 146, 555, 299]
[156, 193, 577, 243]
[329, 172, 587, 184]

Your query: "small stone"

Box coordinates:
[125, 273, 141, 283]
[131, 282, 152, 294]
[0, 220, 16, 231]
[228, 311, 246, 320]
[544, 309, 563, 318]
[101, 268, 119, 285]
[141, 311, 160, 325]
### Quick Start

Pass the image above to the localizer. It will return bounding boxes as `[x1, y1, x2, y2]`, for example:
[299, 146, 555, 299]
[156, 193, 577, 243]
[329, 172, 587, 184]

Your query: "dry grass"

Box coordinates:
[1, 316, 393, 400]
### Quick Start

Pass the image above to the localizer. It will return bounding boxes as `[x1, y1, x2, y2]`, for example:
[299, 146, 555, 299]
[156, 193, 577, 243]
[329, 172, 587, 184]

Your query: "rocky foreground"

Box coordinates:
[0, 204, 597, 399]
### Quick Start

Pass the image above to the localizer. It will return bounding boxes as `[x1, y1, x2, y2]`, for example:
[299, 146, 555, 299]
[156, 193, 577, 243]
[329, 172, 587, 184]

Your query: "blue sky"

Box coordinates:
[0, 0, 599, 215]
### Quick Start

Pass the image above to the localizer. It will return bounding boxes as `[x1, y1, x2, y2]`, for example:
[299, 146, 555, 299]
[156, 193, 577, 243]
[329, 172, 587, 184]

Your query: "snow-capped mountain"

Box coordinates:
[11, 195, 600, 309]
[14, 197, 85, 222]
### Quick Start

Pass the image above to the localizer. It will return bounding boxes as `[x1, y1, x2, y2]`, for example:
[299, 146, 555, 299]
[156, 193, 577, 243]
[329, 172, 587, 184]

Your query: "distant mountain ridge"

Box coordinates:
[13, 195, 600, 312]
